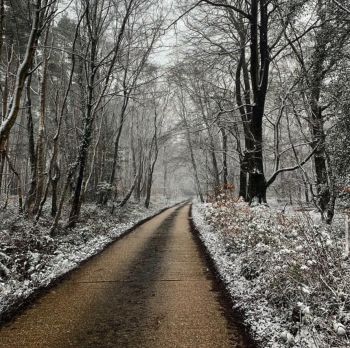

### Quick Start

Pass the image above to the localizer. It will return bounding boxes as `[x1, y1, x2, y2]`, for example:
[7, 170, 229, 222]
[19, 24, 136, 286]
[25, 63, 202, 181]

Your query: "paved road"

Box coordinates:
[0, 204, 252, 347]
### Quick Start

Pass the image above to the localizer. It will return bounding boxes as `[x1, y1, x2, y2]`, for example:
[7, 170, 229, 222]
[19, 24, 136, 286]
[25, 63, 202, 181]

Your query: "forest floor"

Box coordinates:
[192, 198, 350, 348]
[0, 204, 253, 348]
[0, 198, 175, 322]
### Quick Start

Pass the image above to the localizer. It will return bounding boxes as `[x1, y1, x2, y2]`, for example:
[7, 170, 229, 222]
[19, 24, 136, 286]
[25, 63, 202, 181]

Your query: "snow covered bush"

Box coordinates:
[193, 197, 350, 347]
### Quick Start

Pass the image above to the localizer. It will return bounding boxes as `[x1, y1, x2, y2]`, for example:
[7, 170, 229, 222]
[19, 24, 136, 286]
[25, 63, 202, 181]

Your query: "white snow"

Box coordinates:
[192, 198, 350, 347]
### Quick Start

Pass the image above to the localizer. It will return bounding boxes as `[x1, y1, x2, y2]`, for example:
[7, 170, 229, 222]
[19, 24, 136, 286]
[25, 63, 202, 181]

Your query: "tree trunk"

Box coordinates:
[4, 152, 23, 212]
[239, 162, 247, 199]
[307, 7, 333, 220]
[0, 152, 5, 194]
[33, 31, 50, 214]
[246, 0, 269, 203]
[0, 34, 9, 195]
[196, 90, 220, 196]
[50, 168, 75, 235]
[144, 167, 153, 209]
[183, 114, 204, 202]
[50, 162, 60, 217]
[134, 154, 143, 202]
[144, 146, 159, 208]
[247, 105, 267, 203]
[310, 100, 330, 214]
[109, 96, 130, 193]
[0, 0, 44, 151]
[178, 88, 204, 202]
[24, 75, 37, 213]
[0, 0, 4, 65]
[221, 128, 228, 187]
[68, 109, 95, 226]
[119, 172, 138, 208]
[68, 36, 97, 227]
[235, 33, 252, 201]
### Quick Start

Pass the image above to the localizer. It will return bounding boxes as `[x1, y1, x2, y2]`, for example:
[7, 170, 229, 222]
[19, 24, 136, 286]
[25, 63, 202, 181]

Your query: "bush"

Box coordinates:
[197, 197, 350, 347]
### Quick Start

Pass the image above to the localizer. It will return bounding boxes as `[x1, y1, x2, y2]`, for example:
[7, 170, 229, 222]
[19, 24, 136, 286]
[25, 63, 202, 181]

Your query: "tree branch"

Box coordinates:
[266, 142, 319, 188]
[332, 0, 350, 15]
[201, 0, 251, 20]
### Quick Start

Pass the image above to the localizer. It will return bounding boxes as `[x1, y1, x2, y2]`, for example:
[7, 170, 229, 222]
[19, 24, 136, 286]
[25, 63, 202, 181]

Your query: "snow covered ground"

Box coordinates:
[0, 200, 175, 321]
[192, 198, 350, 348]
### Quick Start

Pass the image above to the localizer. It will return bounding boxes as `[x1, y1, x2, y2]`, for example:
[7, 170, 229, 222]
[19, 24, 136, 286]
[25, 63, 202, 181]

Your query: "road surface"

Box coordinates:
[0, 204, 252, 347]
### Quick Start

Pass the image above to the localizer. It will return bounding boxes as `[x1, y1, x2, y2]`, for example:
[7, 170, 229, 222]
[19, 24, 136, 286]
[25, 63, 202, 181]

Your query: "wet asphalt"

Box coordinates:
[0, 204, 251, 348]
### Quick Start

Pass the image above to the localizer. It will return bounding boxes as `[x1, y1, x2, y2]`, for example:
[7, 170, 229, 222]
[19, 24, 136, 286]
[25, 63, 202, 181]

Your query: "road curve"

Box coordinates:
[0, 204, 252, 348]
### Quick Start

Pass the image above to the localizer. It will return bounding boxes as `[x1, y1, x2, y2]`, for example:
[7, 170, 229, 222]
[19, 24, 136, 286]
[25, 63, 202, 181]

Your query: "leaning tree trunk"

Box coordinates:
[119, 171, 139, 208]
[0, 44, 9, 195]
[0, 0, 44, 152]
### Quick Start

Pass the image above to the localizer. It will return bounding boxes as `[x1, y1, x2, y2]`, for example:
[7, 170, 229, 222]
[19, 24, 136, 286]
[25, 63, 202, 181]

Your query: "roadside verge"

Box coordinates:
[189, 203, 259, 348]
[0, 201, 183, 325]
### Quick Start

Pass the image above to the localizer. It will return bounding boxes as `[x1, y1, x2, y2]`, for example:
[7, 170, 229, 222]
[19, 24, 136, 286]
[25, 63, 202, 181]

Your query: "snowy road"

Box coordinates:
[0, 204, 252, 347]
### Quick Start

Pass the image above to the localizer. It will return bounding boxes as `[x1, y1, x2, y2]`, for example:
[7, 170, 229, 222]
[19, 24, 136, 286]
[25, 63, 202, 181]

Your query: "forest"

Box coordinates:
[0, 0, 350, 225]
[1, 0, 350, 347]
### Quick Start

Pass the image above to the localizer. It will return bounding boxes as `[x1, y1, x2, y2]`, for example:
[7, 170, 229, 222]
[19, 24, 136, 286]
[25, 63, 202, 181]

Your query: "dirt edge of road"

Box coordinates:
[0, 201, 186, 327]
[188, 203, 258, 348]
